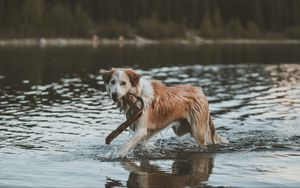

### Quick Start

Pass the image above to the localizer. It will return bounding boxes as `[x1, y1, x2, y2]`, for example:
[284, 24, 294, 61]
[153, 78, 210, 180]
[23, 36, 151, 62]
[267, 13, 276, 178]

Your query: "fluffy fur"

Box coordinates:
[101, 68, 227, 157]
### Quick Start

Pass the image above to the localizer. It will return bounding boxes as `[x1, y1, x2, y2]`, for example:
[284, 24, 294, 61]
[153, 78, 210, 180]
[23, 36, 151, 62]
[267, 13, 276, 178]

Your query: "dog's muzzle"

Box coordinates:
[112, 93, 118, 102]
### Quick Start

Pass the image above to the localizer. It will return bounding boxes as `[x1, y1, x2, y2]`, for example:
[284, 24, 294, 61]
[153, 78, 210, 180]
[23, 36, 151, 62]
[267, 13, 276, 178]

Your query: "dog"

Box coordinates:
[121, 153, 213, 187]
[101, 68, 227, 157]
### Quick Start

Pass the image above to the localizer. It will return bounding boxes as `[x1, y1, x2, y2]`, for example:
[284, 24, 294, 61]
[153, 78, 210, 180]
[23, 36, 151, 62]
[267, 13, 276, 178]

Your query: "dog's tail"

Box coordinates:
[209, 115, 228, 144]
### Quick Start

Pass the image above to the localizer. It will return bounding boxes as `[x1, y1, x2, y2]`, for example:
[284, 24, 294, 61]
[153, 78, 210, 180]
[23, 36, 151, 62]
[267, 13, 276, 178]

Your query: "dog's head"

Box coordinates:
[100, 68, 141, 102]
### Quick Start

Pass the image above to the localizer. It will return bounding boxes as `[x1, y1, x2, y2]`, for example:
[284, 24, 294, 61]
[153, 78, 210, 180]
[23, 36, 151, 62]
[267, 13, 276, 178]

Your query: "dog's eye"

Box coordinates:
[120, 81, 126, 86]
[111, 80, 115, 85]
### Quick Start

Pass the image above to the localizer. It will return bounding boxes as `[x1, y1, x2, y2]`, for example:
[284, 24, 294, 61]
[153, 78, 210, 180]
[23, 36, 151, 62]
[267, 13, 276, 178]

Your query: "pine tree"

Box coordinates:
[201, 13, 215, 38]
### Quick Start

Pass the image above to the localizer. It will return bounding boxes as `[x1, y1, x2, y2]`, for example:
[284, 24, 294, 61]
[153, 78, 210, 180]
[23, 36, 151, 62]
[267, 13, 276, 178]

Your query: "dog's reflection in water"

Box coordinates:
[118, 153, 213, 188]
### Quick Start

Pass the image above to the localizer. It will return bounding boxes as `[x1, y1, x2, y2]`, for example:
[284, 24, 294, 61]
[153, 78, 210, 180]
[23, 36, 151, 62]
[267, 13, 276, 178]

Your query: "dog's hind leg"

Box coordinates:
[188, 112, 228, 146]
[187, 109, 215, 146]
[188, 117, 207, 145]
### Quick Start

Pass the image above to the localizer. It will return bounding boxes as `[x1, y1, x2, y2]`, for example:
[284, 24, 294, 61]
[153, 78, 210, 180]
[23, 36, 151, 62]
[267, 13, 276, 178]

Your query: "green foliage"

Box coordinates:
[223, 18, 245, 38]
[47, 3, 91, 37]
[245, 21, 262, 38]
[136, 16, 185, 39]
[0, 0, 300, 39]
[49, 3, 75, 36]
[286, 26, 300, 39]
[200, 13, 215, 38]
[201, 14, 263, 39]
[21, 0, 44, 25]
[98, 20, 134, 39]
[73, 5, 92, 36]
[213, 9, 223, 37]
[200, 9, 224, 38]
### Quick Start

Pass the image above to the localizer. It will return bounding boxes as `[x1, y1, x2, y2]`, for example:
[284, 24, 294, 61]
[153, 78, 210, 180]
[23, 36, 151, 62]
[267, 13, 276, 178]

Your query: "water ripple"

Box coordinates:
[0, 64, 299, 160]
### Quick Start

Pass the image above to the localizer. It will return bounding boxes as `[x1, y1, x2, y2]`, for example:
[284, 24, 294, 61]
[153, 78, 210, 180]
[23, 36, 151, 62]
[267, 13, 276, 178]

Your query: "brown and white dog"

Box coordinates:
[101, 68, 227, 157]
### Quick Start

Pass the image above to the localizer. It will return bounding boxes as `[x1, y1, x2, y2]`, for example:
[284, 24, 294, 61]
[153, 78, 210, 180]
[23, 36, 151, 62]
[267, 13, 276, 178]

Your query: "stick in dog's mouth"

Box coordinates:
[105, 93, 144, 145]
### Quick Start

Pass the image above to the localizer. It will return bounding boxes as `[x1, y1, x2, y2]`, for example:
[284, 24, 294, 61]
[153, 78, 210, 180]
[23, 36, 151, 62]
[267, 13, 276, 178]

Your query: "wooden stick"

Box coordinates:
[105, 93, 144, 145]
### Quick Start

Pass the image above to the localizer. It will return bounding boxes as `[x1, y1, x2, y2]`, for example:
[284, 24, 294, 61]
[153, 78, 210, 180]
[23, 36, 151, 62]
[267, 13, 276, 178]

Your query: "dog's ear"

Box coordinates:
[100, 69, 115, 84]
[125, 69, 141, 87]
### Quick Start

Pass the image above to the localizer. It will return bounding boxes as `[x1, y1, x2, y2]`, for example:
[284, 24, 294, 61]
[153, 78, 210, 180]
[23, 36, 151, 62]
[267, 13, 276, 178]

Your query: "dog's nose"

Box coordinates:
[112, 93, 118, 101]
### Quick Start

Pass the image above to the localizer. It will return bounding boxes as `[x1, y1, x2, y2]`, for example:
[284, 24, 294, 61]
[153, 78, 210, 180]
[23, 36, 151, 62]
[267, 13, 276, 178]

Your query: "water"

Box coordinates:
[0, 44, 300, 187]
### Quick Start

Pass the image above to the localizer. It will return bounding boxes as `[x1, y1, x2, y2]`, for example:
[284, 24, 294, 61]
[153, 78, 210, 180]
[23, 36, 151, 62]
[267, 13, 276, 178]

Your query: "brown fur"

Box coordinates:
[100, 69, 116, 84]
[125, 69, 141, 87]
[146, 80, 219, 145]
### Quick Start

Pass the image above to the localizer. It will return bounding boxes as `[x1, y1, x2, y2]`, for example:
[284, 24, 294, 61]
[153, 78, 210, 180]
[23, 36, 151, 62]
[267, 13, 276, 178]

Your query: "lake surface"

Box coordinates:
[0, 44, 300, 187]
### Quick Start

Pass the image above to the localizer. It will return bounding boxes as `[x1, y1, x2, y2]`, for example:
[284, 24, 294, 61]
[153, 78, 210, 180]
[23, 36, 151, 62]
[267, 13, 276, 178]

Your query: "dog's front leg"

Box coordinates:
[117, 129, 147, 158]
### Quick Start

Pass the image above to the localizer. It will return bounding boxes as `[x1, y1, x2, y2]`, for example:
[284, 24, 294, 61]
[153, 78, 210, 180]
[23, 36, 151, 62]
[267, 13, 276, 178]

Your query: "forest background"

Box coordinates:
[0, 0, 300, 40]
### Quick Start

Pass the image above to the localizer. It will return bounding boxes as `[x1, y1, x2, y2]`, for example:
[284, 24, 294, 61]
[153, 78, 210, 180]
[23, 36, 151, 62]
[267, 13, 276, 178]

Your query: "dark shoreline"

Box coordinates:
[1, 37, 300, 47]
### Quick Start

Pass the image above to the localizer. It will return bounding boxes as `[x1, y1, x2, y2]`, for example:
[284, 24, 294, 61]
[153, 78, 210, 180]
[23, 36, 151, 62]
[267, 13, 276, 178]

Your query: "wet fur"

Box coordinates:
[101, 68, 227, 157]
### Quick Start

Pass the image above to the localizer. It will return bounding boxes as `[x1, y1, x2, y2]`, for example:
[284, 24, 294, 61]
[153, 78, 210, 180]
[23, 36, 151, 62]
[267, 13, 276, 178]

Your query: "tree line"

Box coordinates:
[0, 0, 300, 39]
